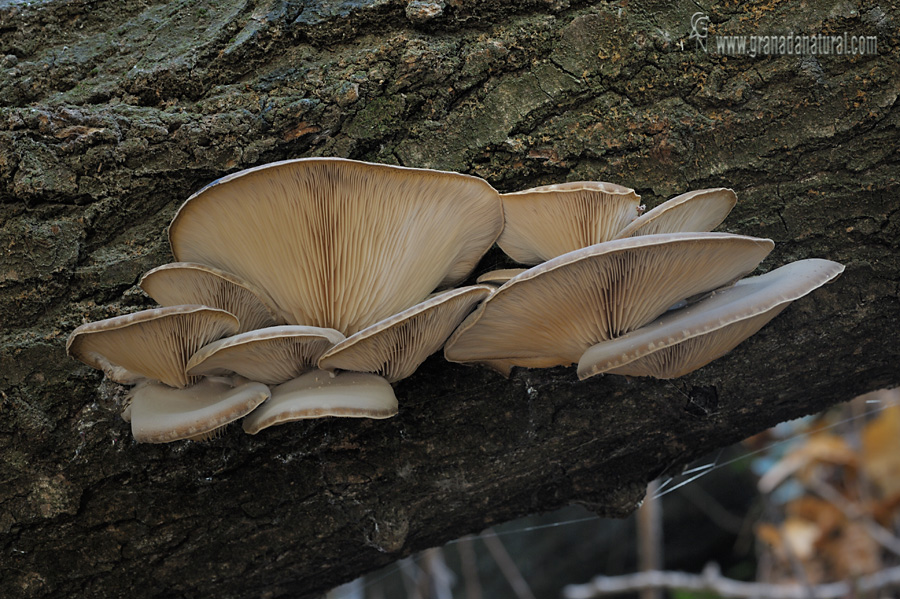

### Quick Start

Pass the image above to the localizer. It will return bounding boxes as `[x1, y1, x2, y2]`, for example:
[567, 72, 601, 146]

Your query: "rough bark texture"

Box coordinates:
[0, 0, 897, 597]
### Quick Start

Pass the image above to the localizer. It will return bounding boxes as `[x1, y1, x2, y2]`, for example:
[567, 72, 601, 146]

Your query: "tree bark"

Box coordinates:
[0, 0, 897, 597]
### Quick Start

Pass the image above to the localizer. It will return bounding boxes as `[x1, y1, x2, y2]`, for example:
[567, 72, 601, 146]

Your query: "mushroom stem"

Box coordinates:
[241, 370, 399, 434]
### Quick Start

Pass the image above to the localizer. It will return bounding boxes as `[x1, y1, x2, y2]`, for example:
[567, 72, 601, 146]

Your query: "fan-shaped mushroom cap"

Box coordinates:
[140, 263, 280, 333]
[444, 233, 774, 373]
[242, 370, 398, 434]
[129, 377, 270, 443]
[577, 259, 845, 379]
[186, 325, 346, 385]
[476, 269, 526, 286]
[614, 188, 737, 239]
[497, 181, 641, 264]
[66, 305, 239, 388]
[318, 285, 493, 382]
[168, 158, 503, 335]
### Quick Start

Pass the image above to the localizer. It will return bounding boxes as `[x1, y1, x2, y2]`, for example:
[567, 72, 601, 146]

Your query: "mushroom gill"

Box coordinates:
[497, 181, 641, 264]
[577, 259, 845, 379]
[186, 325, 346, 384]
[168, 158, 503, 335]
[318, 285, 494, 382]
[67, 305, 239, 389]
[66, 305, 272, 442]
[614, 188, 737, 239]
[140, 262, 281, 333]
[237, 285, 492, 433]
[444, 233, 774, 374]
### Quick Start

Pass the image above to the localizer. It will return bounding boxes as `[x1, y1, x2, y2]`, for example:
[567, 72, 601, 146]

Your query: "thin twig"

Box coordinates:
[398, 557, 423, 599]
[424, 547, 455, 599]
[482, 528, 536, 599]
[562, 563, 900, 599]
[637, 480, 663, 599]
[457, 535, 483, 599]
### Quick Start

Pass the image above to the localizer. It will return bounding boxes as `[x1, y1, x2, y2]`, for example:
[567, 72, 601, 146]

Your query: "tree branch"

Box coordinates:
[0, 0, 897, 597]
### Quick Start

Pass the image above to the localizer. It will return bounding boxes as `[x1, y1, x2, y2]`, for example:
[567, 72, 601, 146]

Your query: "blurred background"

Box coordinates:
[328, 387, 900, 599]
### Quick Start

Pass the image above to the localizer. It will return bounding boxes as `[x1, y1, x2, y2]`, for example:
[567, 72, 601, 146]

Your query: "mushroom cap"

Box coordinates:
[318, 285, 493, 382]
[497, 181, 642, 264]
[140, 262, 280, 333]
[577, 258, 845, 379]
[129, 377, 270, 443]
[444, 232, 775, 372]
[242, 370, 398, 434]
[168, 157, 503, 335]
[66, 305, 239, 388]
[186, 325, 346, 385]
[476, 269, 527, 286]
[614, 188, 737, 239]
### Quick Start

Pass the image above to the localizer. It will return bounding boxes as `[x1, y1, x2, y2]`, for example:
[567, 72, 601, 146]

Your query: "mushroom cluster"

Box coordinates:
[68, 160, 842, 443]
[68, 158, 502, 442]
[444, 182, 843, 379]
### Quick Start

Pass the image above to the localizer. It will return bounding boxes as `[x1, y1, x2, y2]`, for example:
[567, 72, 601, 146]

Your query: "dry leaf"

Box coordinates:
[862, 404, 900, 497]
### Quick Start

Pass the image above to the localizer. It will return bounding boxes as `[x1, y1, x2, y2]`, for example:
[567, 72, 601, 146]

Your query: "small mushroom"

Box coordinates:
[614, 188, 737, 239]
[66, 305, 239, 388]
[444, 232, 774, 374]
[129, 377, 270, 443]
[318, 285, 493, 382]
[186, 325, 346, 384]
[168, 158, 503, 334]
[242, 371, 398, 434]
[140, 262, 281, 333]
[577, 259, 845, 379]
[497, 181, 641, 264]
[240, 286, 491, 433]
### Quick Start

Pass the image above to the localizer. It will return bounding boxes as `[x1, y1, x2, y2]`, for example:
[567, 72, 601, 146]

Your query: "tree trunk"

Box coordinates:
[0, 0, 897, 597]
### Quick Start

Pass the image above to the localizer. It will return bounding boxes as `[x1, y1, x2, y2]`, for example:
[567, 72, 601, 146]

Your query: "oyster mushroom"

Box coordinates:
[614, 188, 737, 239]
[241, 371, 397, 434]
[130, 377, 270, 443]
[318, 285, 494, 382]
[168, 158, 503, 334]
[577, 259, 845, 379]
[67, 305, 239, 388]
[444, 233, 774, 375]
[497, 181, 642, 264]
[140, 262, 280, 333]
[186, 325, 346, 384]
[67, 305, 270, 442]
[237, 285, 492, 433]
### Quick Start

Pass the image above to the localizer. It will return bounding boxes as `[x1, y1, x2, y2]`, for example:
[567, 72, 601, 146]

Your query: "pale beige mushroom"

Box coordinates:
[66, 305, 239, 388]
[140, 262, 280, 333]
[318, 285, 493, 382]
[444, 232, 774, 374]
[577, 259, 845, 379]
[242, 371, 398, 434]
[129, 377, 270, 443]
[241, 286, 491, 433]
[497, 181, 641, 264]
[186, 325, 346, 384]
[614, 188, 737, 239]
[168, 158, 503, 335]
